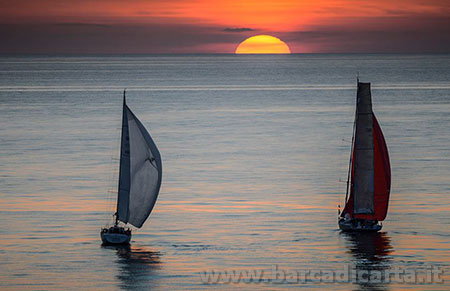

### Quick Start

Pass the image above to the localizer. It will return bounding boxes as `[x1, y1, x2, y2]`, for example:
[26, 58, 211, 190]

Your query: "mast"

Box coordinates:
[344, 79, 359, 204]
[344, 112, 356, 203]
[115, 90, 126, 226]
[345, 77, 359, 203]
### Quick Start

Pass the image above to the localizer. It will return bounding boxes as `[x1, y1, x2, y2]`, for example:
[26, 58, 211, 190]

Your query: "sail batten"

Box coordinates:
[116, 96, 162, 228]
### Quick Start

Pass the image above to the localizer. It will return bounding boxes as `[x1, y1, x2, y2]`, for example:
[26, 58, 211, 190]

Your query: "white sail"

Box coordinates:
[116, 97, 162, 228]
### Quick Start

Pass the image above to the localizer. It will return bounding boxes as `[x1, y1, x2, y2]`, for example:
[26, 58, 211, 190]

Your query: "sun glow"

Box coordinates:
[235, 35, 291, 54]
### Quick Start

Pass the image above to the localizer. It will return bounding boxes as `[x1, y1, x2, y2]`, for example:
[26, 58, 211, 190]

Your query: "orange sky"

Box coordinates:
[0, 0, 449, 53]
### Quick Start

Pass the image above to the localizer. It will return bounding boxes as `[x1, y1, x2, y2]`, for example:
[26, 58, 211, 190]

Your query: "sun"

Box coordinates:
[235, 35, 291, 54]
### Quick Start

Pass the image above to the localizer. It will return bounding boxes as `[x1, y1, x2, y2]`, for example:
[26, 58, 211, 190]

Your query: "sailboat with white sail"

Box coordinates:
[339, 81, 391, 232]
[101, 91, 162, 244]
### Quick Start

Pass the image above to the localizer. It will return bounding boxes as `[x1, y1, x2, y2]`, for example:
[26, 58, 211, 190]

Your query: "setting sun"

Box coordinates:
[235, 35, 291, 54]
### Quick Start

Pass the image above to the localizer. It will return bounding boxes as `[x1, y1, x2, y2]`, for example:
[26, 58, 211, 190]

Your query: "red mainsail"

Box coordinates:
[341, 83, 391, 221]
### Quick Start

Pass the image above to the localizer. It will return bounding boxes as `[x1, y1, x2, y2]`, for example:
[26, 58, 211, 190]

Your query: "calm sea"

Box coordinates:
[0, 54, 449, 290]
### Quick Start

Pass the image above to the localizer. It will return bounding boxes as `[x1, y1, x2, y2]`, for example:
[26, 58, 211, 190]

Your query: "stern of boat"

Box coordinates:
[100, 227, 132, 245]
[338, 218, 382, 232]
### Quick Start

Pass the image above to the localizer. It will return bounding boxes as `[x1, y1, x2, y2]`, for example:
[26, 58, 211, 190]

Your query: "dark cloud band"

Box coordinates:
[223, 28, 254, 32]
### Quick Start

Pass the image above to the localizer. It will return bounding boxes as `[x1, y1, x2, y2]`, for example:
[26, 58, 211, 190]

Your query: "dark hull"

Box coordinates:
[101, 227, 132, 245]
[338, 218, 382, 232]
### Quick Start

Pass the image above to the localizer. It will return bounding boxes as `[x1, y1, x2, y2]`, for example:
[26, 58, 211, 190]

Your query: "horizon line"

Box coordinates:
[1, 52, 449, 57]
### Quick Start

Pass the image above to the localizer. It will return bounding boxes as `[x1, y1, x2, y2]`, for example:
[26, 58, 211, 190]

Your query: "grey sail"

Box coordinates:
[352, 82, 374, 214]
[116, 97, 131, 223]
[116, 96, 162, 228]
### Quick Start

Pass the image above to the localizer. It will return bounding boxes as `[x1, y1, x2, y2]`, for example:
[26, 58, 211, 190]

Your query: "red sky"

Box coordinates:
[1, 0, 449, 53]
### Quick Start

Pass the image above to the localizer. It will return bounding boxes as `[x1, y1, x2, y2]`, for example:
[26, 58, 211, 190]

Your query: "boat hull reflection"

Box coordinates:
[102, 245, 162, 289]
[342, 231, 393, 290]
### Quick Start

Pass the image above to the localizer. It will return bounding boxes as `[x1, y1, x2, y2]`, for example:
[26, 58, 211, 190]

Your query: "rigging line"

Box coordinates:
[105, 104, 123, 224]
[344, 90, 358, 205]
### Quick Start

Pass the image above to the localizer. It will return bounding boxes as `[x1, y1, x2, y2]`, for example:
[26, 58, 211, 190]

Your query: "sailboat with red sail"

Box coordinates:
[339, 81, 391, 232]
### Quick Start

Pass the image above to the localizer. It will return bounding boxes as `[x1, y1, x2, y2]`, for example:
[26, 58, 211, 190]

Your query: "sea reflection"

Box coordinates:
[103, 245, 162, 289]
[342, 231, 393, 291]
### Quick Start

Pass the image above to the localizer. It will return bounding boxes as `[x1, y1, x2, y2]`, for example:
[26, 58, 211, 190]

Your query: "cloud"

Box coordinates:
[55, 22, 112, 28]
[1, 0, 449, 53]
[0, 6, 449, 53]
[223, 27, 254, 32]
[0, 22, 242, 54]
[285, 15, 450, 53]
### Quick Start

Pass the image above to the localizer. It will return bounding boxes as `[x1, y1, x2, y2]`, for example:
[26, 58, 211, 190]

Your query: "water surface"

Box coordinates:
[0, 54, 449, 290]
